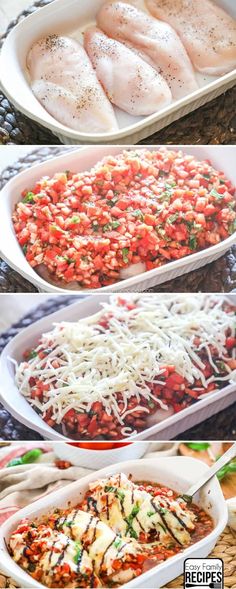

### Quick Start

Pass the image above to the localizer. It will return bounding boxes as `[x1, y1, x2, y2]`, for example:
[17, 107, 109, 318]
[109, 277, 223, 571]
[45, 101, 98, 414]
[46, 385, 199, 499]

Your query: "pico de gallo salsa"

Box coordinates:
[12, 148, 236, 289]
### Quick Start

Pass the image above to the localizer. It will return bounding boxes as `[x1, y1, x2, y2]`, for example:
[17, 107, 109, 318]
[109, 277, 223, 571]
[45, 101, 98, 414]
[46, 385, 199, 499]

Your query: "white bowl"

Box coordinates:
[1, 294, 236, 442]
[0, 0, 235, 145]
[0, 457, 228, 588]
[52, 441, 148, 467]
[0, 145, 235, 294]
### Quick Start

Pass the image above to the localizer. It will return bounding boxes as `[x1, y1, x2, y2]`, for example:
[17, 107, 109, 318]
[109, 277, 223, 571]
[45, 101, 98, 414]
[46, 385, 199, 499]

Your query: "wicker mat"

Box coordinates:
[0, 295, 235, 441]
[0, 0, 235, 145]
[0, 526, 235, 588]
[0, 146, 236, 293]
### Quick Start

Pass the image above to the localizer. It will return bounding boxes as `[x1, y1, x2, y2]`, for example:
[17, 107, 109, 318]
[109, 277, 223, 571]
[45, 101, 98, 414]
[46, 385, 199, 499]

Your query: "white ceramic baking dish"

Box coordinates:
[0, 294, 235, 442]
[0, 457, 228, 588]
[0, 145, 235, 294]
[0, 0, 235, 145]
[52, 441, 148, 467]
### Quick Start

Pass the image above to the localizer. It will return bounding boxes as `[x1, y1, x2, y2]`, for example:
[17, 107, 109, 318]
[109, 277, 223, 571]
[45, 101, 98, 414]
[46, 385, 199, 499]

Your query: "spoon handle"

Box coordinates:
[185, 443, 236, 499]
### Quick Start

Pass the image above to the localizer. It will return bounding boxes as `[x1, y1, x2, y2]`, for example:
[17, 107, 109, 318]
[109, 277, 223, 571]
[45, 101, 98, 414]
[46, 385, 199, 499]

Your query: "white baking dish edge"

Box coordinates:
[0, 457, 228, 589]
[0, 294, 235, 442]
[0, 145, 235, 294]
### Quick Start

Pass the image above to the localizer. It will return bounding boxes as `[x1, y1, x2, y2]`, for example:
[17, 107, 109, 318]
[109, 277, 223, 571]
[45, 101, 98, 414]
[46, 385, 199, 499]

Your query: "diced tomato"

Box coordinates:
[12, 147, 236, 289]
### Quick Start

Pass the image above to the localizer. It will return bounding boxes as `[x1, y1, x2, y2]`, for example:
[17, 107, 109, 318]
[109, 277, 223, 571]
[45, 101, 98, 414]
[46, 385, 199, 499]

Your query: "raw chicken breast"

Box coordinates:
[146, 0, 236, 75]
[97, 2, 198, 99]
[27, 35, 118, 133]
[84, 27, 171, 115]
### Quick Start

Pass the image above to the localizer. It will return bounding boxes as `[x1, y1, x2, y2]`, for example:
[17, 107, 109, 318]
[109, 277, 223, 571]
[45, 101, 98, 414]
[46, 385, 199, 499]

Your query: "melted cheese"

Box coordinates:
[58, 509, 138, 576]
[87, 473, 196, 546]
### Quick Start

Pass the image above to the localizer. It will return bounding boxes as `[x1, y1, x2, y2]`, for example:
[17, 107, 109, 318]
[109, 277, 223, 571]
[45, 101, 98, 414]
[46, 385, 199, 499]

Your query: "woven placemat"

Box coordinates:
[0, 0, 235, 145]
[0, 293, 235, 441]
[0, 526, 235, 588]
[0, 146, 236, 293]
[163, 526, 236, 589]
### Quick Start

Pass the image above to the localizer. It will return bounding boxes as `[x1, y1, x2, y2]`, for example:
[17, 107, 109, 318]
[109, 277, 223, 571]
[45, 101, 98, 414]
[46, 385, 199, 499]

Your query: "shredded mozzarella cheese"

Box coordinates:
[15, 295, 236, 427]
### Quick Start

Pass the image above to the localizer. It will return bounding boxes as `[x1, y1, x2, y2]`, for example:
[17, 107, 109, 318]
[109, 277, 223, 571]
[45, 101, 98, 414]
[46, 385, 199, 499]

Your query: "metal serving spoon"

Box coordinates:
[182, 443, 236, 503]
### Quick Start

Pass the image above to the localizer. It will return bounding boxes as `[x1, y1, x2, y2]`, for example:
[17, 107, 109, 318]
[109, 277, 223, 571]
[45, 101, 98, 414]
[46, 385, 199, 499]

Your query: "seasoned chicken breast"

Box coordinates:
[146, 0, 236, 75]
[84, 27, 171, 115]
[9, 522, 100, 588]
[97, 1, 198, 99]
[57, 508, 140, 578]
[27, 35, 118, 133]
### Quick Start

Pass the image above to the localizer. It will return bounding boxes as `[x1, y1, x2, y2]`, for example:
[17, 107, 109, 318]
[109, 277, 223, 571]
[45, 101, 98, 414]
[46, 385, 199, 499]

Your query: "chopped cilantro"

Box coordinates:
[147, 511, 155, 517]
[73, 542, 82, 564]
[229, 219, 236, 235]
[210, 188, 224, 200]
[189, 235, 197, 250]
[165, 181, 176, 189]
[129, 528, 138, 539]
[113, 536, 123, 549]
[50, 224, 63, 233]
[125, 503, 140, 538]
[22, 244, 27, 254]
[158, 170, 168, 177]
[185, 221, 194, 230]
[158, 191, 171, 202]
[132, 209, 144, 220]
[23, 192, 35, 204]
[70, 216, 80, 223]
[103, 220, 120, 231]
[92, 222, 99, 232]
[202, 173, 210, 180]
[107, 196, 118, 207]
[159, 507, 167, 515]
[103, 223, 112, 232]
[167, 213, 179, 224]
[116, 489, 125, 502]
[218, 361, 226, 371]
[131, 505, 140, 518]
[122, 247, 129, 263]
[104, 485, 116, 493]
[28, 349, 38, 359]
[57, 255, 75, 264]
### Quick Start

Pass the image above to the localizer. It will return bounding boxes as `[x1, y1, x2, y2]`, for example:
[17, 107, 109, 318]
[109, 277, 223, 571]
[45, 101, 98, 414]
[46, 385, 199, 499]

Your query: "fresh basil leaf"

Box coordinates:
[186, 443, 210, 451]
